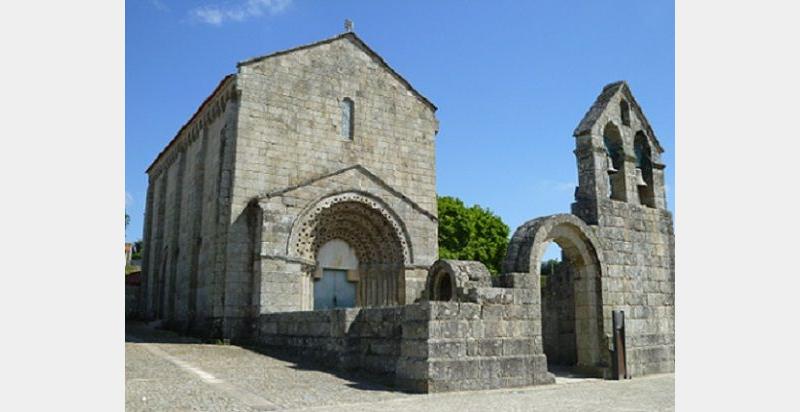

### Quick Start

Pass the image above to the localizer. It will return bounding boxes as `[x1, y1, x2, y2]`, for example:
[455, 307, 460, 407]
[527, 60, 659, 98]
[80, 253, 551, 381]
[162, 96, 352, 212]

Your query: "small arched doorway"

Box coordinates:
[505, 214, 607, 377]
[540, 242, 577, 367]
[538, 237, 603, 376]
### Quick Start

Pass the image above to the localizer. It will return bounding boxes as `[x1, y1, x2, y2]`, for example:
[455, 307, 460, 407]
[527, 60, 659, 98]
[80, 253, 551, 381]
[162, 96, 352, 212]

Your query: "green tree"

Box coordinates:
[132, 239, 143, 260]
[125, 212, 130, 228]
[539, 258, 561, 289]
[437, 196, 510, 274]
[540, 258, 560, 276]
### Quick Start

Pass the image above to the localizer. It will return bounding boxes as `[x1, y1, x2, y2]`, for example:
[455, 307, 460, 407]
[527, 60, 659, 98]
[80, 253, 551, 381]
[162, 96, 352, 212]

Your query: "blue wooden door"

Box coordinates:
[313, 269, 355, 310]
[333, 270, 356, 308]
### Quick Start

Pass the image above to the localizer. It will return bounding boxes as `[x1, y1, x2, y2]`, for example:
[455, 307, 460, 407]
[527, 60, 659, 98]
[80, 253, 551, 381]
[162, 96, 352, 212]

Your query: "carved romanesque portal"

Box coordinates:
[504, 214, 607, 376]
[291, 192, 411, 308]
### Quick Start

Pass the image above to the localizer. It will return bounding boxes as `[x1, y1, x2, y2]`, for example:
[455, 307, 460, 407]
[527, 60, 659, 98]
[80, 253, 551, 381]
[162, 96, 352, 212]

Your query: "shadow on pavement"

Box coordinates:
[125, 320, 407, 394]
[238, 343, 406, 393]
[125, 321, 205, 344]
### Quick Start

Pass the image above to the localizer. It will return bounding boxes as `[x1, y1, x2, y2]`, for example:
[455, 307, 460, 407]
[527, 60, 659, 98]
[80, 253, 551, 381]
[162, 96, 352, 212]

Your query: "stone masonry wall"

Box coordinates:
[143, 78, 238, 337]
[403, 300, 553, 393]
[571, 82, 674, 377]
[589, 200, 674, 376]
[144, 34, 439, 339]
[255, 307, 405, 379]
[253, 296, 553, 393]
[233, 35, 438, 218]
[254, 169, 436, 314]
[229, 34, 439, 324]
[541, 262, 577, 366]
[255, 289, 553, 392]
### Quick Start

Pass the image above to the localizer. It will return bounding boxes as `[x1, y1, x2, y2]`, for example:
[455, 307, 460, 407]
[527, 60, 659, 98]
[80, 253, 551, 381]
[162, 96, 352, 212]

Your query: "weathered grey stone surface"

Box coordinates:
[570, 81, 674, 377]
[425, 259, 493, 302]
[126, 321, 674, 412]
[140, 32, 438, 338]
[250, 300, 553, 393]
[541, 262, 578, 365]
[138, 32, 673, 393]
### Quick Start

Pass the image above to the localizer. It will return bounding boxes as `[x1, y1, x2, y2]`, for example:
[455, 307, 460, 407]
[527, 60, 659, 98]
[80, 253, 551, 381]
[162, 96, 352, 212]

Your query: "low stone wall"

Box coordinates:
[255, 306, 406, 378]
[254, 295, 554, 393]
[400, 299, 553, 392]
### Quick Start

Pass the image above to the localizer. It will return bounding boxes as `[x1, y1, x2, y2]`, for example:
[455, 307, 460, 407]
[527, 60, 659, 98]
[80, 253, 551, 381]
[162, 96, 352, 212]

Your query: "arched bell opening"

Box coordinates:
[634, 131, 656, 208]
[603, 122, 626, 202]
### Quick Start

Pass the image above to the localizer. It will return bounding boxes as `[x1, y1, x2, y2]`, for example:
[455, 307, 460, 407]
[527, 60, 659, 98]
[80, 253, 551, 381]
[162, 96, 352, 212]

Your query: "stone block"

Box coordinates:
[478, 339, 503, 356]
[483, 321, 508, 338]
[402, 321, 429, 339]
[402, 303, 431, 322]
[481, 304, 507, 319]
[458, 303, 481, 319]
[477, 358, 503, 381]
[395, 358, 428, 380]
[499, 356, 527, 378]
[400, 340, 428, 358]
[502, 338, 534, 356]
[428, 340, 467, 359]
[431, 302, 460, 319]
[512, 289, 537, 305]
[430, 320, 469, 339]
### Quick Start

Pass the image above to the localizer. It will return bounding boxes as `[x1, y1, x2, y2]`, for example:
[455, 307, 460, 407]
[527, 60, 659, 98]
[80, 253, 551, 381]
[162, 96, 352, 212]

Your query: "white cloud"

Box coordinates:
[191, 0, 292, 26]
[536, 179, 575, 193]
[125, 191, 134, 208]
[149, 0, 169, 12]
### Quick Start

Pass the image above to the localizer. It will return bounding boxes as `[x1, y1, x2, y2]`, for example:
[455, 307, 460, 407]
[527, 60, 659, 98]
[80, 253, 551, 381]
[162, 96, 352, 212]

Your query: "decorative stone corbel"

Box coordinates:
[346, 268, 360, 282]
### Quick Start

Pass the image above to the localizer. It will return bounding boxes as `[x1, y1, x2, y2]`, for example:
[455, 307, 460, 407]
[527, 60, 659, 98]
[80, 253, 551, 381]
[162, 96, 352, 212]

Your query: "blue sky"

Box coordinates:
[126, 0, 674, 258]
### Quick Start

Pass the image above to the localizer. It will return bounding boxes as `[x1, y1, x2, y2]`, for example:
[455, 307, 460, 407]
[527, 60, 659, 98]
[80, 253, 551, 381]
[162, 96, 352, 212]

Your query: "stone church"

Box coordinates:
[139, 31, 673, 392]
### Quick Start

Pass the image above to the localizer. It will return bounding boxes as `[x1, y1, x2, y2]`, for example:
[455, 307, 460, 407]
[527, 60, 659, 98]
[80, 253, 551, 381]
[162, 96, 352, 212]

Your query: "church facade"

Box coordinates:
[139, 31, 674, 391]
[140, 32, 439, 338]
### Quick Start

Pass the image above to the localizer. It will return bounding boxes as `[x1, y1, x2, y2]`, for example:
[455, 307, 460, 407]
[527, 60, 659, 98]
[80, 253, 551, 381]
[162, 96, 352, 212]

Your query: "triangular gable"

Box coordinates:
[573, 81, 664, 153]
[237, 32, 437, 112]
[255, 164, 437, 222]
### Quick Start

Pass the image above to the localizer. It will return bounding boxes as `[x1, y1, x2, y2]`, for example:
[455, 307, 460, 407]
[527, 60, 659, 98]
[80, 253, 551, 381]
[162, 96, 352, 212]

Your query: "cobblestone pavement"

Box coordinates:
[126, 322, 674, 412]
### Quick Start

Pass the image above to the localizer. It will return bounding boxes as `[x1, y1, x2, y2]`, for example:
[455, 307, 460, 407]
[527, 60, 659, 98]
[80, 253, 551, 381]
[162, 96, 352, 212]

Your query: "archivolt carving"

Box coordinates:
[288, 192, 412, 265]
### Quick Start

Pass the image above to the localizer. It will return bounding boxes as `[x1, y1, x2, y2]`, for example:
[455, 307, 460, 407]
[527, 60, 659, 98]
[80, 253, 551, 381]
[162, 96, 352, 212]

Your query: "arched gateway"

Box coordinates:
[504, 214, 607, 375]
[288, 192, 412, 308]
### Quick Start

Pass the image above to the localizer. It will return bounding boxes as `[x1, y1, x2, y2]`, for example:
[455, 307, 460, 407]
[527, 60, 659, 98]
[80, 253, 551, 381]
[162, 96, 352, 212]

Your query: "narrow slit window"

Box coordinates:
[620, 99, 631, 126]
[340, 98, 354, 139]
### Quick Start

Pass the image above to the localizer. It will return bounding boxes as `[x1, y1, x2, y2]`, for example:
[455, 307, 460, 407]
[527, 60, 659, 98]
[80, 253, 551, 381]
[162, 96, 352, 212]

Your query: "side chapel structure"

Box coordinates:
[139, 31, 674, 392]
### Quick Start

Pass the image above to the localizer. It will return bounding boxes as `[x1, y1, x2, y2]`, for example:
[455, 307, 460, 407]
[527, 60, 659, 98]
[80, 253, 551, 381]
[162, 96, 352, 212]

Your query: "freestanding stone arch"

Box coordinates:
[425, 259, 493, 302]
[288, 191, 412, 307]
[503, 214, 607, 375]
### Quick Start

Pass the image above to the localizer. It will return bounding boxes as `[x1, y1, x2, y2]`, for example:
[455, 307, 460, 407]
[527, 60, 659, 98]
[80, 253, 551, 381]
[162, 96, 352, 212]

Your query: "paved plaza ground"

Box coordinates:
[125, 322, 674, 412]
